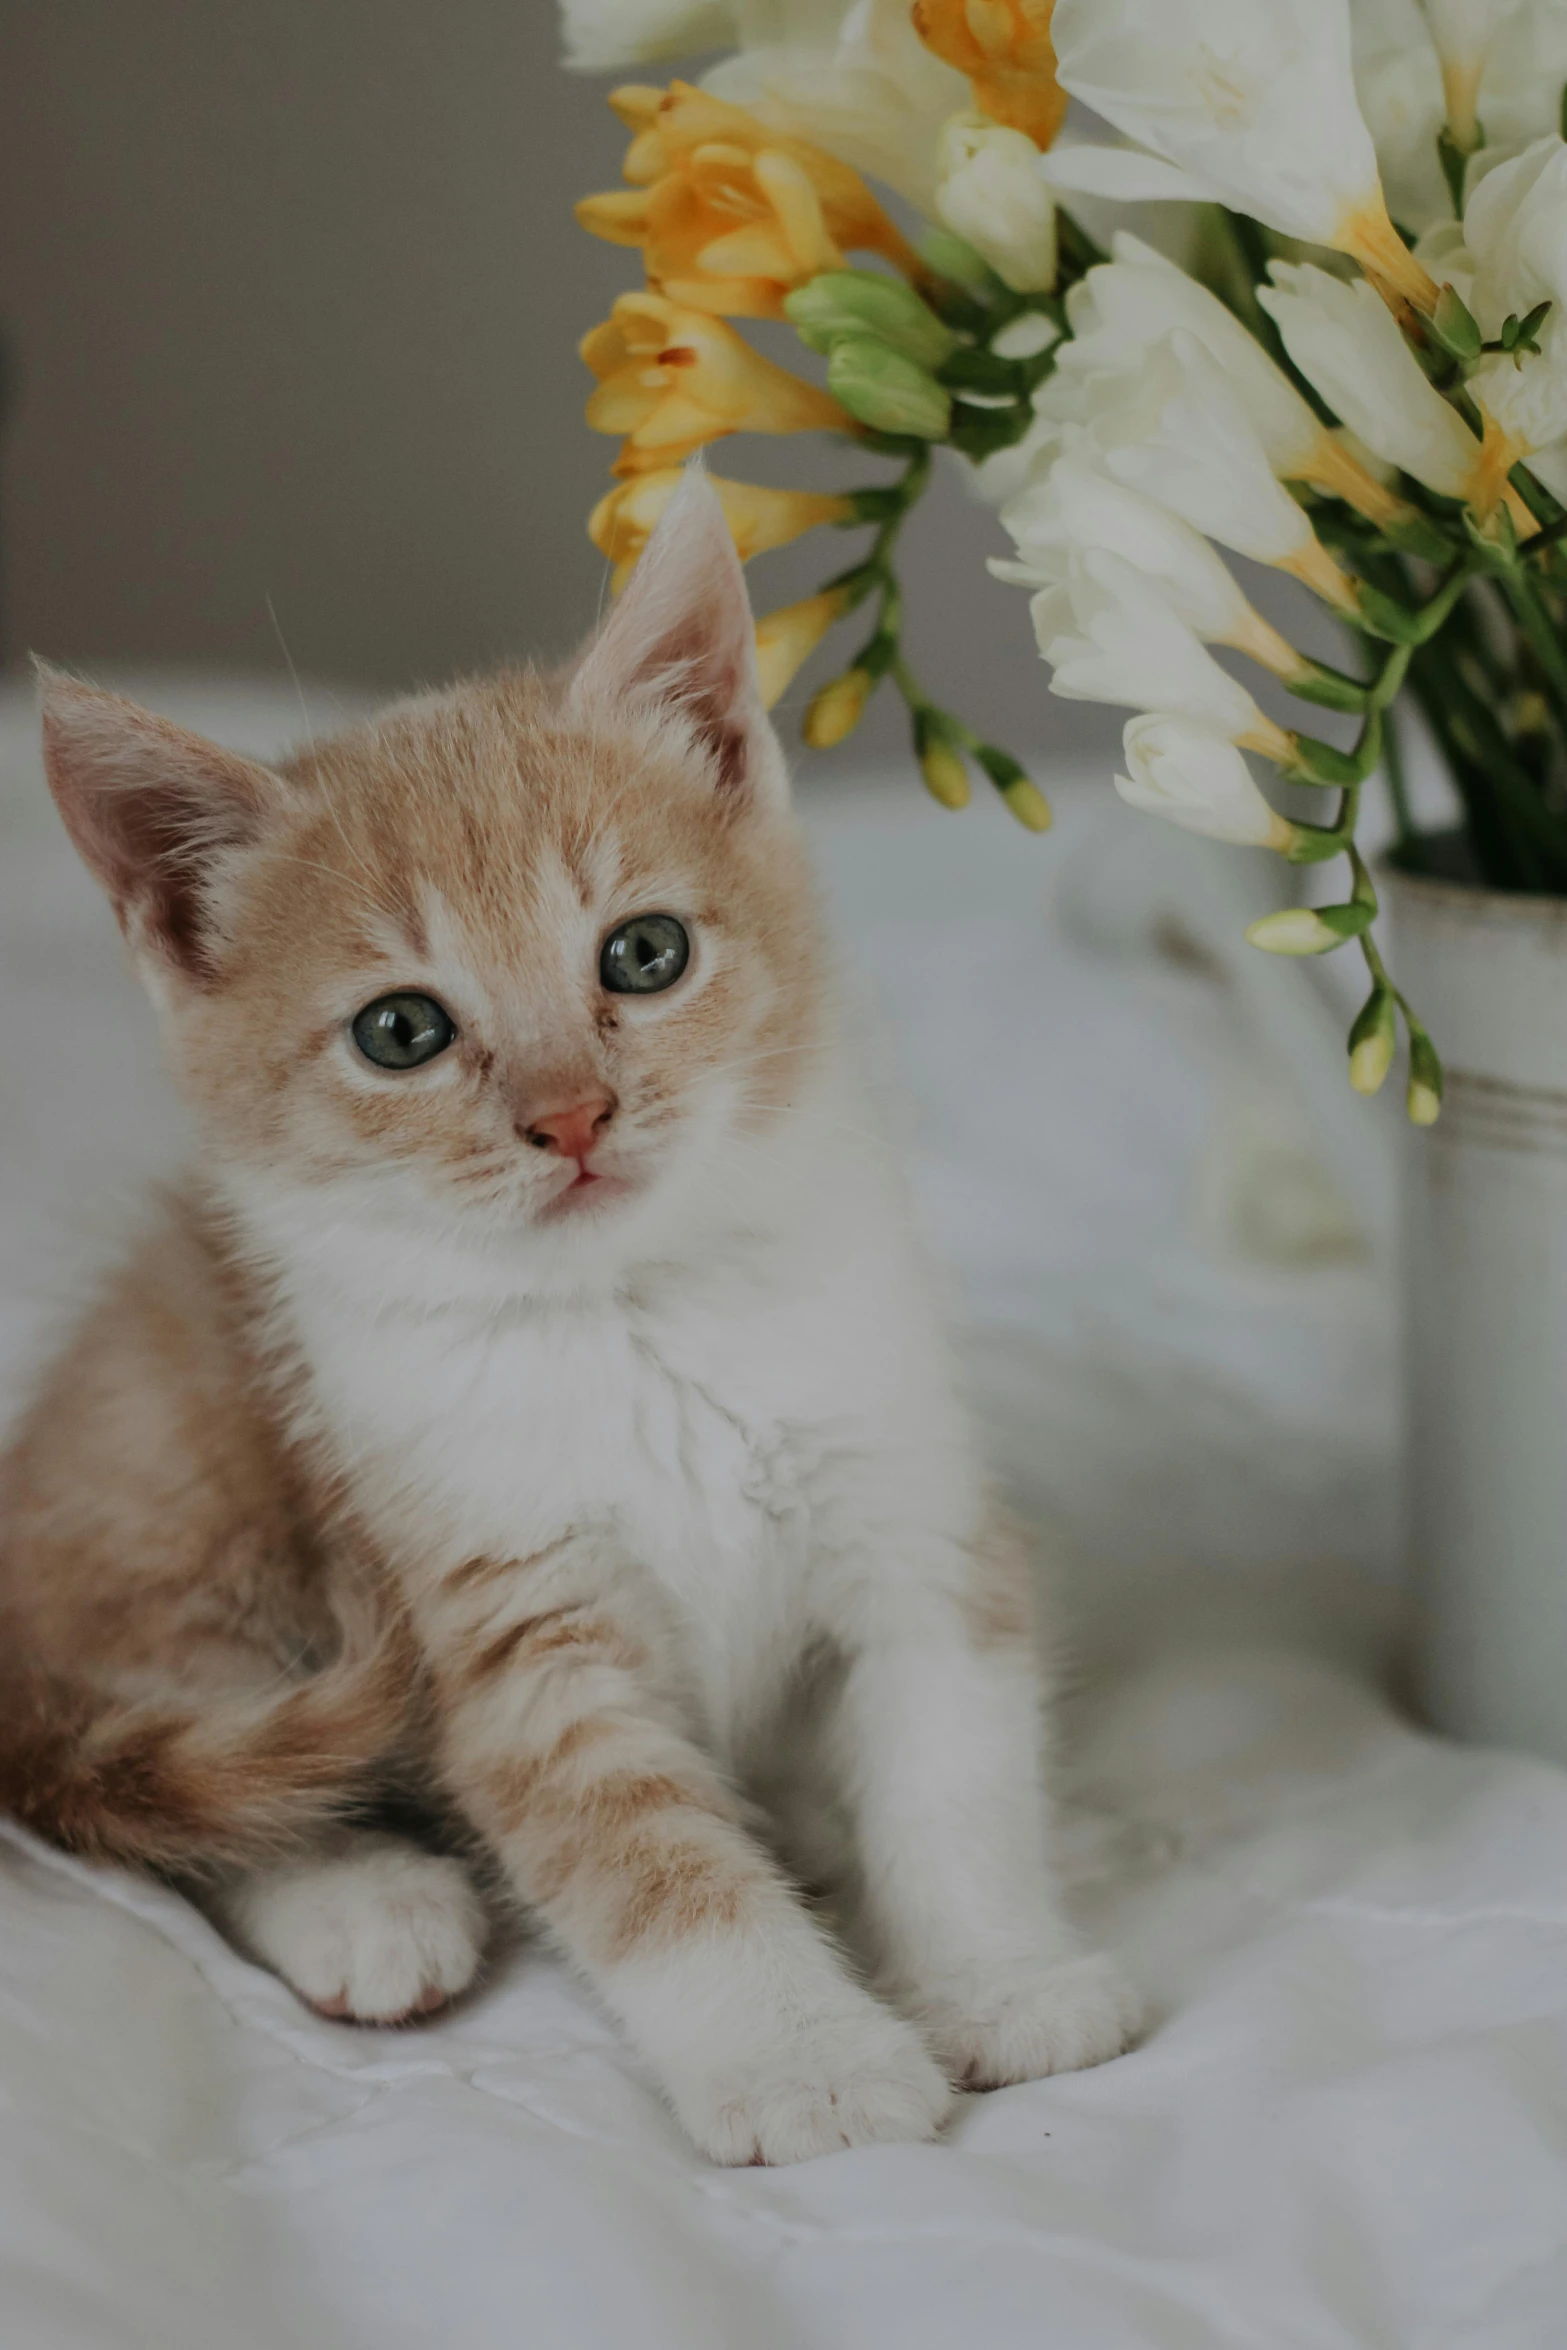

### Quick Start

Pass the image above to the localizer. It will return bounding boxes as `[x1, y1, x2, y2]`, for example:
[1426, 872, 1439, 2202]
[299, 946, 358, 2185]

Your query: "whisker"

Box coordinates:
[265, 591, 317, 762]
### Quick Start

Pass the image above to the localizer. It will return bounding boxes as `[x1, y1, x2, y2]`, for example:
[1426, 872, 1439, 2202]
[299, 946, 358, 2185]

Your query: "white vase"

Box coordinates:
[1387, 855, 1567, 1766]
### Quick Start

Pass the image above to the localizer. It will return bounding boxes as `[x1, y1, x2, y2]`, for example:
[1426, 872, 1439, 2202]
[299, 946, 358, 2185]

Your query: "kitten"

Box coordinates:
[0, 471, 1138, 2163]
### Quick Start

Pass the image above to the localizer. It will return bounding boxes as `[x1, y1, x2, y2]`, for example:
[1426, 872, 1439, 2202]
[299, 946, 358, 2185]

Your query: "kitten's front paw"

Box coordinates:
[229, 1836, 489, 2026]
[679, 2008, 954, 2166]
[920, 1951, 1143, 2089]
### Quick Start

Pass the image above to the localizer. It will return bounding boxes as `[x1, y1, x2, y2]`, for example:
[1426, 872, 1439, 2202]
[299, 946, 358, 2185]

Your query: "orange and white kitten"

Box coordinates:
[0, 472, 1138, 2162]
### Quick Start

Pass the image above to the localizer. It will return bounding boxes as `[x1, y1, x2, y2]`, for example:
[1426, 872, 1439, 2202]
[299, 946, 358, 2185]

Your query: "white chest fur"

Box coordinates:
[234, 1139, 978, 1755]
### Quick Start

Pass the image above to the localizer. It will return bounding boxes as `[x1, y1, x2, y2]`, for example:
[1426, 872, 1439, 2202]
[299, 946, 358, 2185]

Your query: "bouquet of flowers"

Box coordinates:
[563, 0, 1567, 1125]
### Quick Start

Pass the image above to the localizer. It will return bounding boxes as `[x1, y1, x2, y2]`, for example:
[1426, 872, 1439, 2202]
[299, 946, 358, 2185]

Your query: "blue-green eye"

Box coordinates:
[600, 914, 690, 996]
[352, 992, 455, 1069]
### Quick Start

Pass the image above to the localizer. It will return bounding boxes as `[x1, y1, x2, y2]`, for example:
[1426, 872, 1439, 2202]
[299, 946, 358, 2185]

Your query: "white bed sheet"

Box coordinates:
[2, 675, 1565, 2350]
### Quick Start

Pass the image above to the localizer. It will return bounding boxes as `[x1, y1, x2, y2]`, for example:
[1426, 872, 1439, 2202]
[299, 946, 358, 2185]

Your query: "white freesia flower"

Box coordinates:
[1484, 4, 1567, 149]
[995, 453, 1307, 678]
[1047, 237, 1318, 462]
[1350, 0, 1449, 233]
[1260, 260, 1485, 499]
[1413, 217, 1479, 306]
[1352, 0, 1567, 230]
[966, 409, 1065, 509]
[936, 117, 1057, 294]
[1420, 0, 1528, 140]
[1463, 136, 1567, 456]
[1034, 549, 1295, 759]
[702, 0, 968, 210]
[1384, 1, 1567, 205]
[1116, 714, 1293, 847]
[559, 0, 738, 69]
[1080, 335, 1359, 611]
[1522, 434, 1567, 503]
[1422, 0, 1526, 59]
[1046, 0, 1431, 306]
[1042, 234, 1396, 518]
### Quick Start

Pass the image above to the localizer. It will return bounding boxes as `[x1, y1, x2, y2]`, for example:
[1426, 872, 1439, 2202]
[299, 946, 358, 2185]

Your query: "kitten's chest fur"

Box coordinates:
[284, 1242, 838, 1743]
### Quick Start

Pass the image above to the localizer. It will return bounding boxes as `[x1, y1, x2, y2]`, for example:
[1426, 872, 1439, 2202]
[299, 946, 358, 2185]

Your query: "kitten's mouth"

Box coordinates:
[538, 1164, 631, 1219]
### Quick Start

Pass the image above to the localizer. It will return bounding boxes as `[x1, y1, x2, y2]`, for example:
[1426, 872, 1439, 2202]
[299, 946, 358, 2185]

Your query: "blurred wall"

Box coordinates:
[0, 1, 1120, 768]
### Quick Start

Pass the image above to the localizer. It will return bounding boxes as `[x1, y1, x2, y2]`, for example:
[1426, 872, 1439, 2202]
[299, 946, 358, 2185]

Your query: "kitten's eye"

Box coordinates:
[600, 913, 690, 996]
[351, 992, 456, 1070]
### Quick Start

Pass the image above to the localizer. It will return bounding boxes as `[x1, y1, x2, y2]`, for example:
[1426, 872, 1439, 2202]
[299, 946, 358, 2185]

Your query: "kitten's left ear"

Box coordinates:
[570, 466, 783, 806]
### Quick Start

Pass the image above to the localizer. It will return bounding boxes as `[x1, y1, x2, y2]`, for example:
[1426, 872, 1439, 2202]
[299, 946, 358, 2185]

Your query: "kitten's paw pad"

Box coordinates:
[237, 1840, 489, 2026]
[926, 1952, 1143, 2089]
[686, 2014, 953, 2166]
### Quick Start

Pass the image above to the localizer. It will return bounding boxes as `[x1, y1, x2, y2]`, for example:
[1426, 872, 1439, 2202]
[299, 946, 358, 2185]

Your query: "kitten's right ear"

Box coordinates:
[35, 664, 288, 981]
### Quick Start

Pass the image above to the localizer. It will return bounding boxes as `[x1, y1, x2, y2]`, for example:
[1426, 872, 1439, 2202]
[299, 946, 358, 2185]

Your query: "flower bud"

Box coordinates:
[1348, 986, 1397, 1096]
[1407, 1026, 1444, 1125]
[753, 587, 852, 709]
[784, 272, 958, 370]
[919, 227, 1004, 299]
[803, 668, 873, 748]
[918, 734, 972, 809]
[975, 741, 1053, 829]
[1431, 281, 1483, 364]
[1000, 776, 1053, 830]
[1245, 904, 1370, 957]
[936, 116, 1059, 294]
[827, 337, 953, 439]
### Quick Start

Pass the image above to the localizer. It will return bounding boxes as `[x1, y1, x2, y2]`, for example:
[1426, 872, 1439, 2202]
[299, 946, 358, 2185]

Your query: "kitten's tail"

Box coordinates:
[0, 1581, 418, 1873]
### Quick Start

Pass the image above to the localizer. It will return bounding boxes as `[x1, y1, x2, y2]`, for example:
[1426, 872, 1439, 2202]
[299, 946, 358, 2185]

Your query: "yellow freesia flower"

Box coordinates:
[753, 587, 853, 709]
[590, 469, 853, 591]
[592, 81, 925, 284]
[605, 85, 668, 186]
[912, 0, 1067, 151]
[581, 292, 853, 473]
[579, 144, 852, 319]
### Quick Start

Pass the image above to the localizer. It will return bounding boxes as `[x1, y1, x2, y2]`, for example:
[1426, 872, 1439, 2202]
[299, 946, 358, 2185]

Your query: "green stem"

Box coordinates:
[1490, 547, 1567, 718]
[1408, 638, 1567, 889]
[1380, 700, 1417, 853]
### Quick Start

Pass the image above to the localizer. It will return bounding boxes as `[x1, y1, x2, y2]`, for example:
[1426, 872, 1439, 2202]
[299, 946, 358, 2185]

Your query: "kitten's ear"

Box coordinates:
[36, 665, 288, 980]
[570, 466, 781, 805]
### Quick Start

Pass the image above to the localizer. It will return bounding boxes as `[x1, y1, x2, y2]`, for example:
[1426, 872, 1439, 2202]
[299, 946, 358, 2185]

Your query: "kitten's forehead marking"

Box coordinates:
[418, 852, 598, 1005]
[568, 826, 626, 911]
[357, 900, 432, 969]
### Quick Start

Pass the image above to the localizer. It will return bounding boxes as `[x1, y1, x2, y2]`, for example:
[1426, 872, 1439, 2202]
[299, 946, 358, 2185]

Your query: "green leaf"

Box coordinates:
[1516, 297, 1552, 351]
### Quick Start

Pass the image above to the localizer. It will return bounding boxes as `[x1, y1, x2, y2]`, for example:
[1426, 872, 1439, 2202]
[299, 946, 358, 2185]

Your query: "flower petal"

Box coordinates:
[1038, 144, 1220, 205]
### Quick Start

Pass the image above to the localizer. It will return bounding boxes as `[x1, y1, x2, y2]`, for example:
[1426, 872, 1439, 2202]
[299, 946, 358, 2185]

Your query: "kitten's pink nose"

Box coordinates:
[523, 1093, 616, 1164]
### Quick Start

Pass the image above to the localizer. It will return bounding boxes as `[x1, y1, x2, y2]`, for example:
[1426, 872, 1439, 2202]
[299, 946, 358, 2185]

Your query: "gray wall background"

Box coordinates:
[0, 0, 1123, 773]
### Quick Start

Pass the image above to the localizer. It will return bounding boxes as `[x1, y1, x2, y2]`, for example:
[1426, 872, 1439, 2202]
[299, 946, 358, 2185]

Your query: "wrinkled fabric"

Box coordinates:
[2, 676, 1564, 2349]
